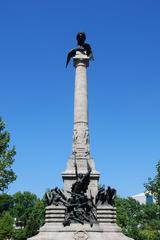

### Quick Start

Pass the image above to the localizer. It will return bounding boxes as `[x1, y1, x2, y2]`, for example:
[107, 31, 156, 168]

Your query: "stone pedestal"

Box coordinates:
[28, 206, 133, 240]
[45, 206, 65, 224]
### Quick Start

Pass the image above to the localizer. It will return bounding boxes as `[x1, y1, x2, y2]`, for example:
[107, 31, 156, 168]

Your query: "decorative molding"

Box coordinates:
[73, 231, 88, 240]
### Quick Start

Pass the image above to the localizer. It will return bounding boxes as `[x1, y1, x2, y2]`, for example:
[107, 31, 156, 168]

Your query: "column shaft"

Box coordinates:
[74, 64, 88, 124]
[72, 55, 90, 155]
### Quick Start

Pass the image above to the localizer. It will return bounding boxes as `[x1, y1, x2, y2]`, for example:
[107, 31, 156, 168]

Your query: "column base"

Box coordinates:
[27, 206, 134, 240]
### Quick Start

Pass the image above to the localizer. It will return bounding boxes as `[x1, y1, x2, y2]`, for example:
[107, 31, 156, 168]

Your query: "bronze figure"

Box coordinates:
[66, 32, 94, 67]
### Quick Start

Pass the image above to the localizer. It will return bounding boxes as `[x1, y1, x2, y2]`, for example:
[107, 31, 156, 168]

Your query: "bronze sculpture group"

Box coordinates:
[45, 160, 116, 227]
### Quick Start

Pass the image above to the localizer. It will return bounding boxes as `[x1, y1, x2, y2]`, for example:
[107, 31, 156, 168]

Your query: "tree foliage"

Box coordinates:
[11, 191, 38, 226]
[14, 228, 27, 240]
[0, 117, 17, 192]
[25, 199, 45, 238]
[116, 197, 142, 239]
[116, 197, 160, 240]
[0, 191, 45, 239]
[0, 193, 13, 217]
[144, 160, 160, 205]
[0, 211, 14, 240]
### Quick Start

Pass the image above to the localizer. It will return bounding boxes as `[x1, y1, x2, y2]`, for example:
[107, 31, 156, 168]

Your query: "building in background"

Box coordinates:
[131, 192, 154, 204]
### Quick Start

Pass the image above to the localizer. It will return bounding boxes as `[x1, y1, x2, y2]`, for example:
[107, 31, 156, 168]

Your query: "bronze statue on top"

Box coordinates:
[66, 32, 94, 67]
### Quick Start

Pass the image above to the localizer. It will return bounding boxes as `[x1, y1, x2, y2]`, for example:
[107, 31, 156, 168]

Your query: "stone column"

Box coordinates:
[62, 52, 100, 198]
[72, 53, 90, 156]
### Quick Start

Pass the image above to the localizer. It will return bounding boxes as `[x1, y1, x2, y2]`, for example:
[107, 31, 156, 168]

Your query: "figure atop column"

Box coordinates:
[66, 32, 94, 68]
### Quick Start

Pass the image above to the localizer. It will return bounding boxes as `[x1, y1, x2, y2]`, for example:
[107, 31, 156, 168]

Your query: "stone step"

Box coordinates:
[97, 215, 116, 218]
[45, 211, 65, 214]
[97, 211, 116, 214]
[45, 208, 65, 211]
[45, 219, 64, 223]
[45, 214, 65, 218]
[97, 213, 116, 217]
[45, 206, 65, 211]
[97, 210, 116, 212]
[45, 215, 116, 219]
[97, 206, 116, 210]
[97, 219, 116, 223]
[45, 211, 65, 215]
[97, 212, 116, 215]
[97, 208, 116, 211]
[97, 215, 116, 219]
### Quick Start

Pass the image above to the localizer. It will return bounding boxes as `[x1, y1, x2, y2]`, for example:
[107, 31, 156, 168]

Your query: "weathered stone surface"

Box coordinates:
[28, 223, 133, 240]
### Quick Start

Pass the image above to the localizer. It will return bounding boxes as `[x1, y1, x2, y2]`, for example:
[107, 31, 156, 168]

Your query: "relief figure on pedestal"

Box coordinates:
[73, 129, 78, 145]
[73, 128, 89, 147]
[84, 129, 89, 145]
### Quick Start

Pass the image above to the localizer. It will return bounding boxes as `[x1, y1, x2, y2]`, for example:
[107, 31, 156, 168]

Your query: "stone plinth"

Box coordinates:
[45, 206, 65, 223]
[97, 206, 117, 224]
[96, 206, 133, 240]
[28, 206, 134, 240]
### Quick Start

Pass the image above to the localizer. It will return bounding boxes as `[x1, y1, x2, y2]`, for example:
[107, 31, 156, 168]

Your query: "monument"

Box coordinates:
[28, 33, 134, 240]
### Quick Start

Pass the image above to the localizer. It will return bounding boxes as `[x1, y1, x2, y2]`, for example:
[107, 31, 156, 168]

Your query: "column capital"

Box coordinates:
[73, 52, 90, 68]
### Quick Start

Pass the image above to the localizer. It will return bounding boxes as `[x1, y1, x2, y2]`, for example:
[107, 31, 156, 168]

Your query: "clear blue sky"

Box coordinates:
[0, 0, 160, 198]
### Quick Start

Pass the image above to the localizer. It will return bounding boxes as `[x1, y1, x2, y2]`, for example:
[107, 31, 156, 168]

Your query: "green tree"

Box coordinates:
[11, 191, 38, 226]
[144, 160, 160, 205]
[25, 199, 45, 238]
[138, 229, 160, 240]
[140, 203, 160, 229]
[0, 211, 14, 240]
[138, 203, 160, 240]
[116, 197, 160, 240]
[14, 229, 26, 240]
[0, 193, 13, 217]
[10, 192, 45, 239]
[116, 197, 142, 239]
[0, 117, 16, 192]
[0, 191, 45, 239]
